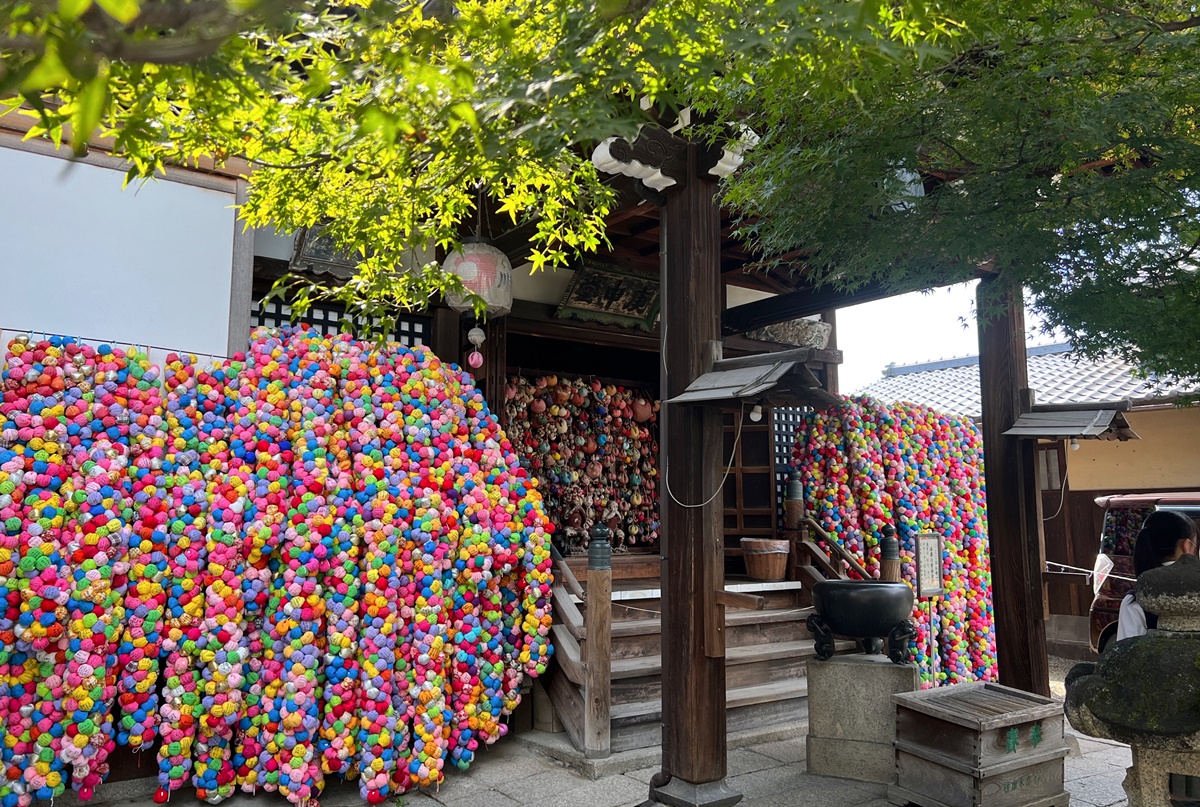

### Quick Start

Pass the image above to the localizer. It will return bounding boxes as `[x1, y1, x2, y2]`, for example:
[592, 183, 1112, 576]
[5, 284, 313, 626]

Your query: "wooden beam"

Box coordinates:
[659, 141, 729, 787]
[623, 216, 662, 237]
[722, 280, 893, 335]
[715, 590, 767, 610]
[605, 201, 656, 228]
[977, 278, 1050, 696]
[506, 301, 661, 351]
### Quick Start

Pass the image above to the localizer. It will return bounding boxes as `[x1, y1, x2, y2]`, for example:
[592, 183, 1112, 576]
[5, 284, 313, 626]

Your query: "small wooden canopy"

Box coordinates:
[665, 347, 840, 408]
[1002, 400, 1139, 441]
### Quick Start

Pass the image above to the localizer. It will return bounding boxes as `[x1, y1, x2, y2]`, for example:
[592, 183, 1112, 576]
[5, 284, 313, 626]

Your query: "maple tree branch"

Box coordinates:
[1086, 1, 1200, 32]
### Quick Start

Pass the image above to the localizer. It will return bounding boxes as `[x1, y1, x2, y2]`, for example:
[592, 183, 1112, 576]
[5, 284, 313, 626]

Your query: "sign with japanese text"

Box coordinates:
[916, 532, 945, 598]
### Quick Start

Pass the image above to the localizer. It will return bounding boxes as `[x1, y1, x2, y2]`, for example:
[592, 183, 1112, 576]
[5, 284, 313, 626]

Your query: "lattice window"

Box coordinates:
[773, 406, 807, 516]
[722, 408, 777, 539]
[251, 299, 430, 347]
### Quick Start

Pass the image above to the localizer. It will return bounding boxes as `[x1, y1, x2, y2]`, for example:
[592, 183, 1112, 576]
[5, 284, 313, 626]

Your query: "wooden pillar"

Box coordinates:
[484, 316, 507, 427]
[583, 537, 612, 759]
[977, 278, 1050, 696]
[655, 141, 740, 806]
[820, 308, 839, 395]
[590, 124, 740, 806]
[430, 305, 462, 363]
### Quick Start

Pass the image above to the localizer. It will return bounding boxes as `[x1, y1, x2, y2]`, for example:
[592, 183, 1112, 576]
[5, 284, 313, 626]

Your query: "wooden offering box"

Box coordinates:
[888, 682, 1070, 807]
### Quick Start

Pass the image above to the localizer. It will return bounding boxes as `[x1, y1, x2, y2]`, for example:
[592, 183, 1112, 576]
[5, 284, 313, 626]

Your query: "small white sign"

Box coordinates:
[916, 533, 944, 598]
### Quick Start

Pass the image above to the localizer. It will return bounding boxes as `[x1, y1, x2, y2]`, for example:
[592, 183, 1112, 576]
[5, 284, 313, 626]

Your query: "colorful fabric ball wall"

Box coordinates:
[0, 327, 554, 807]
[792, 395, 997, 687]
[504, 376, 658, 553]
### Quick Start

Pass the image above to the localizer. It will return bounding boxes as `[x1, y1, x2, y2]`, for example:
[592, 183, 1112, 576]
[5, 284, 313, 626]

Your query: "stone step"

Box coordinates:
[609, 679, 812, 754]
[610, 606, 814, 660]
[580, 580, 807, 622]
[609, 638, 857, 704]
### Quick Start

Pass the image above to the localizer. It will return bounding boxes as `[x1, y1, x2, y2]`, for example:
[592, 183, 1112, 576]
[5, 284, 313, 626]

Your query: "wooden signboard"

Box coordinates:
[555, 259, 660, 331]
[915, 532, 945, 598]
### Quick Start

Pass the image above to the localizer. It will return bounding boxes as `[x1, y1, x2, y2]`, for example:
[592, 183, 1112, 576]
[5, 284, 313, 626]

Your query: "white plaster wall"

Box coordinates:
[726, 286, 774, 309]
[253, 225, 296, 260]
[0, 146, 237, 356]
[512, 262, 574, 304]
[1071, 407, 1200, 491]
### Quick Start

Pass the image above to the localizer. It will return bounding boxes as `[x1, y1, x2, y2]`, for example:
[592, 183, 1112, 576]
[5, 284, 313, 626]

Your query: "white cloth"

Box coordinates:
[1117, 592, 1147, 640]
[1116, 559, 1175, 641]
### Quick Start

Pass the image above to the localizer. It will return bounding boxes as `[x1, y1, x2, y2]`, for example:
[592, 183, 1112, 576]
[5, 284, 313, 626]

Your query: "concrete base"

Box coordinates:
[808, 735, 896, 785]
[646, 777, 743, 807]
[51, 776, 158, 807]
[1047, 615, 1097, 662]
[888, 781, 1070, 807]
[806, 654, 920, 785]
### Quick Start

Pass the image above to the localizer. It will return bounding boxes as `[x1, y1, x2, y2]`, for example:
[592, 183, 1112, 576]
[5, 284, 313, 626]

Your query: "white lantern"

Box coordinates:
[442, 242, 513, 317]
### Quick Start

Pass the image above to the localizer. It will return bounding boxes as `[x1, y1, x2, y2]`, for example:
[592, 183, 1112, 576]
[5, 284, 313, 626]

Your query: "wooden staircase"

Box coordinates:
[544, 548, 856, 756]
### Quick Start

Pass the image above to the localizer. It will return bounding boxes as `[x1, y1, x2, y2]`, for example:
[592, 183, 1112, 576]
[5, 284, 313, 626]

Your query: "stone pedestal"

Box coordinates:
[806, 655, 920, 784]
[1066, 554, 1200, 807]
[1125, 747, 1200, 807]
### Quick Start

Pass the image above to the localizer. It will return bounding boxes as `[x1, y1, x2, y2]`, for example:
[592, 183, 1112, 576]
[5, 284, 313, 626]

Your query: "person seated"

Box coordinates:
[1117, 510, 1198, 640]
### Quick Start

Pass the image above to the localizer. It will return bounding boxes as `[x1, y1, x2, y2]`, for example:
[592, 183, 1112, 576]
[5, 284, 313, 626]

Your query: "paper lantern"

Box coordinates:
[442, 243, 512, 317]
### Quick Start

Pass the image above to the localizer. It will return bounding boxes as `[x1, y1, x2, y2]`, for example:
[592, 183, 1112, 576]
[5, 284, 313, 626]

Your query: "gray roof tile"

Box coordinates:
[858, 343, 1194, 419]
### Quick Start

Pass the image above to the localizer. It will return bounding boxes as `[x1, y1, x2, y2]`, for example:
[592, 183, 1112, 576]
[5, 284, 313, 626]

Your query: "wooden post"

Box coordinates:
[484, 316, 507, 427]
[590, 123, 740, 806]
[977, 278, 1050, 696]
[879, 524, 902, 583]
[656, 140, 740, 807]
[430, 306, 461, 363]
[583, 528, 612, 759]
[820, 308, 839, 395]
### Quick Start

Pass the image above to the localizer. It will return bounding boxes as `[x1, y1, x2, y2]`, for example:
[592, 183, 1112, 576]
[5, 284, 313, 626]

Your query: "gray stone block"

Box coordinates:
[806, 655, 920, 743]
[807, 735, 897, 784]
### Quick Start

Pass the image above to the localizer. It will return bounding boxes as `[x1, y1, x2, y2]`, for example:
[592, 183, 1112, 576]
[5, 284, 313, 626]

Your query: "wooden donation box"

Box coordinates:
[889, 682, 1070, 807]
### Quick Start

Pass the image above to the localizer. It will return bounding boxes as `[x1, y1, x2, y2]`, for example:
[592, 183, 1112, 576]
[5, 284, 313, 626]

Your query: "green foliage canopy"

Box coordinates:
[724, 1, 1200, 385]
[0, 0, 958, 330]
[6, 0, 1200, 384]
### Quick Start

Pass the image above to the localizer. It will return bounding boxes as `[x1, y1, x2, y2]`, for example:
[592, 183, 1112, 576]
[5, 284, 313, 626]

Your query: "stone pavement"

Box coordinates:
[77, 658, 1134, 807]
[390, 727, 1132, 807]
[81, 726, 1132, 807]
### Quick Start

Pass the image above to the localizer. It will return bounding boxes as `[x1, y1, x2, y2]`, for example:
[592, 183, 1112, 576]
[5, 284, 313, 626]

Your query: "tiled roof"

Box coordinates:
[857, 343, 1193, 420]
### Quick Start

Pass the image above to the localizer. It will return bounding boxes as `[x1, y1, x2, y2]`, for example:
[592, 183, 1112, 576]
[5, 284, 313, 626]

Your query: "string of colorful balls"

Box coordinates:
[0, 326, 554, 806]
[792, 395, 997, 688]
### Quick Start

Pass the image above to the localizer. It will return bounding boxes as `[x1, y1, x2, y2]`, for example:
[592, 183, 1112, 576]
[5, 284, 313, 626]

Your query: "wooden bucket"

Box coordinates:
[740, 538, 789, 581]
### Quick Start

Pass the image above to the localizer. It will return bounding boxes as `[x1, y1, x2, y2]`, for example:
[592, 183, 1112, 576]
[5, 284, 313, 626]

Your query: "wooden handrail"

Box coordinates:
[799, 541, 844, 580]
[551, 545, 587, 601]
[800, 518, 873, 581]
[552, 585, 586, 642]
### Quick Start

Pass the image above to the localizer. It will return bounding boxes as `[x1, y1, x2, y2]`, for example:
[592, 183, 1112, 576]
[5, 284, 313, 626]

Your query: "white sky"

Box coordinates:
[835, 281, 1060, 394]
[836, 282, 979, 393]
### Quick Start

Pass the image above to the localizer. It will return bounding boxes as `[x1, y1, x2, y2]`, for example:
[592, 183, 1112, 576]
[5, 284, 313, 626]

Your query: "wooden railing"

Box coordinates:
[548, 541, 613, 759]
[547, 538, 767, 760]
[798, 517, 872, 581]
[551, 545, 587, 602]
